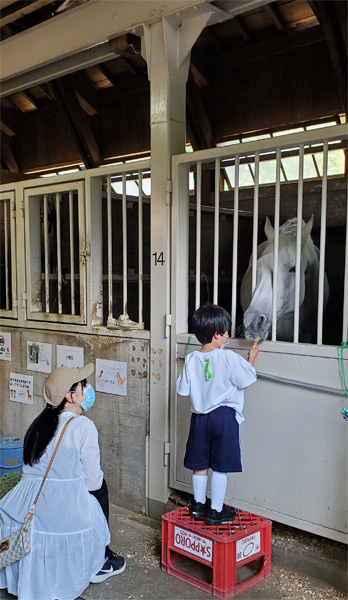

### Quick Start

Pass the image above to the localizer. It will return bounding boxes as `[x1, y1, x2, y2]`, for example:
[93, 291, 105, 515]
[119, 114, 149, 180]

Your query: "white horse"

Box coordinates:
[240, 217, 329, 342]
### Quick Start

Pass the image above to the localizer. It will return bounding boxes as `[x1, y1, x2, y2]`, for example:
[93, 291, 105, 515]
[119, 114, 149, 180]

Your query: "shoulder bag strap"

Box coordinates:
[26, 415, 75, 520]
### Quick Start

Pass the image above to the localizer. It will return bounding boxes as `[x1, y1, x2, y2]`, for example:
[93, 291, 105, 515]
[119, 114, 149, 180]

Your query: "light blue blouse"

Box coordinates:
[0, 412, 110, 600]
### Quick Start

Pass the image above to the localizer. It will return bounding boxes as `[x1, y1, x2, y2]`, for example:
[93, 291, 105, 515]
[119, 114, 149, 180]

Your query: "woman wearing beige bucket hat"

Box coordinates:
[0, 363, 125, 600]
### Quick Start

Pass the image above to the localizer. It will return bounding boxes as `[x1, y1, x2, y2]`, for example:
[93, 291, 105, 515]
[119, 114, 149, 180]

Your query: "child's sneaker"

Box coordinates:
[90, 552, 126, 583]
[190, 498, 211, 518]
[205, 504, 236, 525]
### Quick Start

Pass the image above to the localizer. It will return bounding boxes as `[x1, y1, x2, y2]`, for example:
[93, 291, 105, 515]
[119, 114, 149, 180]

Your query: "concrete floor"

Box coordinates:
[0, 503, 347, 600]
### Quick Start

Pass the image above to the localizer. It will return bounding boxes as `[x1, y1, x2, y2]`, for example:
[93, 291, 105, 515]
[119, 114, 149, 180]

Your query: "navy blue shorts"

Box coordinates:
[184, 406, 242, 473]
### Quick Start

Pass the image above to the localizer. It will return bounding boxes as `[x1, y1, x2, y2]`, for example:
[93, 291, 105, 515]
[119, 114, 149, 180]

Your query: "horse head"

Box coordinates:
[241, 217, 315, 342]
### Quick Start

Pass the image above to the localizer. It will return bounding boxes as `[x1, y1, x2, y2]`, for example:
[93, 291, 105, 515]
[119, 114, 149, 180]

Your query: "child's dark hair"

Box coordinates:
[191, 304, 231, 344]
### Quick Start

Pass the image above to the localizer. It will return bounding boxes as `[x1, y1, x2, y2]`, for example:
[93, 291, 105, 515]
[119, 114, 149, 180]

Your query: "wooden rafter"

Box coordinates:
[72, 71, 99, 115]
[0, 108, 18, 137]
[201, 27, 222, 52]
[0, 120, 16, 137]
[52, 76, 100, 169]
[190, 47, 210, 88]
[186, 72, 213, 150]
[0, 0, 19, 10]
[109, 34, 142, 77]
[0, 0, 55, 28]
[1, 137, 19, 172]
[234, 15, 252, 42]
[264, 3, 290, 32]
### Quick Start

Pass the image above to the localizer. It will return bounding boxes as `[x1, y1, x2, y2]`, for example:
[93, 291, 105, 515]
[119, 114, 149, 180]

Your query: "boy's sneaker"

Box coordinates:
[91, 552, 126, 583]
[190, 498, 211, 518]
[205, 504, 237, 526]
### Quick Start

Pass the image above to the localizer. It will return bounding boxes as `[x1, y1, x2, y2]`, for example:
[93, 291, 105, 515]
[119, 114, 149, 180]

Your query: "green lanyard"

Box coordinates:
[337, 342, 348, 396]
[205, 358, 213, 381]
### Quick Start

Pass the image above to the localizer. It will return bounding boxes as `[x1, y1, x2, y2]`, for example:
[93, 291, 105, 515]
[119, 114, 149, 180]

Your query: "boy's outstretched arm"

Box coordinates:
[247, 345, 258, 367]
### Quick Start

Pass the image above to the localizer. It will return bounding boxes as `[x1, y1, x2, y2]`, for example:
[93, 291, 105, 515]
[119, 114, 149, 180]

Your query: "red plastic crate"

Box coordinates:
[162, 506, 272, 598]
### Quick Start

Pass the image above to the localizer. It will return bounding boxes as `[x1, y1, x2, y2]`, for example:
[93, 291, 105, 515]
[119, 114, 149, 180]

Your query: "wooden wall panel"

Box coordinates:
[19, 109, 81, 171]
[100, 91, 150, 159]
[212, 43, 343, 141]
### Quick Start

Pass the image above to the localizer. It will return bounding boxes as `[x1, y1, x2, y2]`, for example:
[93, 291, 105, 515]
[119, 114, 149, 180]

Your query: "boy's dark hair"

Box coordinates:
[191, 304, 231, 344]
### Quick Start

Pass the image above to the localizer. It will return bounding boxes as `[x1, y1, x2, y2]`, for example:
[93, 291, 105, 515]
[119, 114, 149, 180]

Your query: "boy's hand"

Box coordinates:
[248, 346, 258, 366]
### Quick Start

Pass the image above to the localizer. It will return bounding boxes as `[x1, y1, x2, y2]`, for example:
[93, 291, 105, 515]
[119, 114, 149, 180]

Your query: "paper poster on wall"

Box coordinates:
[96, 358, 127, 396]
[10, 373, 34, 405]
[27, 341, 52, 373]
[56, 345, 84, 368]
[0, 332, 11, 361]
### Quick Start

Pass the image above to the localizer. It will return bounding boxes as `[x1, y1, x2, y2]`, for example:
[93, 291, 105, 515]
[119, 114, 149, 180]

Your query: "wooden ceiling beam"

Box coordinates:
[109, 34, 142, 77]
[1, 137, 19, 172]
[0, 120, 16, 137]
[109, 33, 141, 56]
[71, 71, 99, 114]
[186, 73, 213, 150]
[0, 0, 54, 28]
[234, 15, 252, 42]
[86, 63, 114, 88]
[190, 47, 211, 87]
[264, 3, 290, 32]
[0, 0, 19, 9]
[52, 77, 101, 169]
[201, 27, 223, 52]
[0, 108, 18, 137]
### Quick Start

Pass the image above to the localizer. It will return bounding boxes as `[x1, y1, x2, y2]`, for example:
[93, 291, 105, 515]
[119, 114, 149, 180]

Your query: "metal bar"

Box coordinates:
[10, 196, 17, 315]
[171, 124, 347, 166]
[56, 193, 62, 314]
[138, 171, 143, 325]
[107, 176, 113, 321]
[213, 158, 220, 305]
[251, 152, 259, 293]
[69, 191, 75, 316]
[342, 188, 348, 343]
[231, 156, 239, 337]
[43, 195, 50, 313]
[4, 201, 9, 310]
[317, 141, 328, 345]
[195, 162, 202, 310]
[293, 145, 304, 343]
[271, 149, 281, 341]
[122, 173, 128, 316]
[257, 371, 345, 396]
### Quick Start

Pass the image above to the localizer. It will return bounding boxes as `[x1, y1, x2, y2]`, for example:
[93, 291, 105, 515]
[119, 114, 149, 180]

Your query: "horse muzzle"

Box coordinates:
[243, 312, 271, 341]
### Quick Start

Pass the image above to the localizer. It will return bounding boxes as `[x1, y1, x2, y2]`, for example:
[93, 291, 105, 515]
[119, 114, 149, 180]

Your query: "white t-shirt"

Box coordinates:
[176, 347, 257, 424]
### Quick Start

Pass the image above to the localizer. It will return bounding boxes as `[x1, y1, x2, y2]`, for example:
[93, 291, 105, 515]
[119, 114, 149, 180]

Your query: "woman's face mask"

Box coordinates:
[81, 384, 96, 412]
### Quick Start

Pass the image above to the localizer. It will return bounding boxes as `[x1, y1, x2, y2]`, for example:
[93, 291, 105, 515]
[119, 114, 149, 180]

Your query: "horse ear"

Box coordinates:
[301, 215, 314, 246]
[264, 217, 274, 241]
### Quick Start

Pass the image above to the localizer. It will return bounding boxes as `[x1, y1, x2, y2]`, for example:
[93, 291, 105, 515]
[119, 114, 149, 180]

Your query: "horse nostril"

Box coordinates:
[257, 316, 265, 328]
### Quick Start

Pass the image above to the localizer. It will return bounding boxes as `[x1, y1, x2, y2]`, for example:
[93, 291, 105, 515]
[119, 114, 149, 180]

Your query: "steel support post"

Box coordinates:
[145, 9, 212, 517]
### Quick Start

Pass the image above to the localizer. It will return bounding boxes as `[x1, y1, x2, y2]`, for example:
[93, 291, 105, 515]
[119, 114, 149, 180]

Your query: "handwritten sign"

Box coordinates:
[96, 358, 127, 396]
[10, 373, 34, 405]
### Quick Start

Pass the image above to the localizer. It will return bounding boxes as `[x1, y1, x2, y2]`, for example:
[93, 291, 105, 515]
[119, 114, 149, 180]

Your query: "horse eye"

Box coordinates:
[289, 266, 296, 273]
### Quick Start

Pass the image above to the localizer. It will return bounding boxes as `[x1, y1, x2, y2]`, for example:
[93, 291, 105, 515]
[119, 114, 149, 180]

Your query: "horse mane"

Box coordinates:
[279, 218, 317, 265]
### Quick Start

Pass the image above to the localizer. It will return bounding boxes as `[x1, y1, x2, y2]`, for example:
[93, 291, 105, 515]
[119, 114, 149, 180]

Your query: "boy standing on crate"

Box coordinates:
[176, 304, 258, 525]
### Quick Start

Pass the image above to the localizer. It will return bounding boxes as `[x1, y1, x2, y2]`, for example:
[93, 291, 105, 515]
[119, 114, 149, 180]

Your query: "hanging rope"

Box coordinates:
[337, 341, 348, 396]
[179, 334, 193, 359]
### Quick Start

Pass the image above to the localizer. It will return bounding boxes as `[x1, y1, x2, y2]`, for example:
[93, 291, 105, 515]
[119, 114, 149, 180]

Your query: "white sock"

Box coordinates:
[192, 474, 208, 504]
[211, 471, 227, 512]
